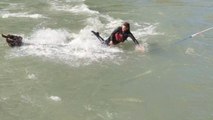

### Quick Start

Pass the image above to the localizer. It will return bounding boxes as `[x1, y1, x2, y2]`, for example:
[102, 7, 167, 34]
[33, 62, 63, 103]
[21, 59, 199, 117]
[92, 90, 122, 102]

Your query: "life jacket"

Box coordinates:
[115, 33, 124, 42]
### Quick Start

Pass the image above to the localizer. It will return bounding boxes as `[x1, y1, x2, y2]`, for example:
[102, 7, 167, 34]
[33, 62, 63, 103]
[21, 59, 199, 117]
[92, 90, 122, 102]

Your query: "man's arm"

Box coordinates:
[129, 32, 139, 45]
[128, 32, 145, 52]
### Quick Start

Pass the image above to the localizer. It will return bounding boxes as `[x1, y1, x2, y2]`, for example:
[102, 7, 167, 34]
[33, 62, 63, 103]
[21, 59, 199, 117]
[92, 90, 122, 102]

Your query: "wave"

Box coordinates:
[51, 4, 98, 14]
[0, 12, 46, 19]
[0, 2, 25, 11]
[50, 0, 97, 14]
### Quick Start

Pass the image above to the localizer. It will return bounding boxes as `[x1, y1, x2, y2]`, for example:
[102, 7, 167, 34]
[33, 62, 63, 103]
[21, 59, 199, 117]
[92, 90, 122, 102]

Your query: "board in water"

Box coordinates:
[91, 31, 107, 45]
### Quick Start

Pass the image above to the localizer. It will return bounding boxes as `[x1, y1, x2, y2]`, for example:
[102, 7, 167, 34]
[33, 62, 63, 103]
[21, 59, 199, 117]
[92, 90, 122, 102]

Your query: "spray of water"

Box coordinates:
[7, 1, 160, 67]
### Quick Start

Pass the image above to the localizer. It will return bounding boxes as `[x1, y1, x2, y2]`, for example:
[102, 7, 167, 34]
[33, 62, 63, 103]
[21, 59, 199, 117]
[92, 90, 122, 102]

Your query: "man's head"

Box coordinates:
[122, 22, 130, 32]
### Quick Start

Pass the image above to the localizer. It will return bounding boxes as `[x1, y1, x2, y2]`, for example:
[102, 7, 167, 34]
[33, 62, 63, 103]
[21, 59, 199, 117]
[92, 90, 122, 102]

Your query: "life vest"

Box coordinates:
[115, 33, 124, 42]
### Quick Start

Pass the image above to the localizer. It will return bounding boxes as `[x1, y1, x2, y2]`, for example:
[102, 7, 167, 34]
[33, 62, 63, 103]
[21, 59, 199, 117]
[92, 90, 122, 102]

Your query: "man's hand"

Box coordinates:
[135, 44, 145, 52]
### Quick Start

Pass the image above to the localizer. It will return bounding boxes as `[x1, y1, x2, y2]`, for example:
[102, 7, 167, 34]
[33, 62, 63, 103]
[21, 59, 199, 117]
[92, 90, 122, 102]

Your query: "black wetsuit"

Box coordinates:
[105, 27, 139, 45]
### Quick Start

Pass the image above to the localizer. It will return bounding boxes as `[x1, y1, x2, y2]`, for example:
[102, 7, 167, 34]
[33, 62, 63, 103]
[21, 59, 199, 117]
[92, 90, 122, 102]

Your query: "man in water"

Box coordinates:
[92, 22, 144, 52]
[1, 34, 23, 47]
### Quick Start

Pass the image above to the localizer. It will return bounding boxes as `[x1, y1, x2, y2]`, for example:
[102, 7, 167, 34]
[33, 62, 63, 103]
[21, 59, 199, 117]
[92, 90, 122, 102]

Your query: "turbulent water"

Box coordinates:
[0, 0, 213, 120]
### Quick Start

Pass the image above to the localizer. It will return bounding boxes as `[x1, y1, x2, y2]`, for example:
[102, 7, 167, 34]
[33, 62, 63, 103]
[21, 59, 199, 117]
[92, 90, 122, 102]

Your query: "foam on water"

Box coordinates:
[53, 4, 98, 14]
[110, 97, 144, 103]
[49, 1, 160, 39]
[27, 74, 37, 80]
[0, 2, 25, 11]
[50, 0, 98, 14]
[0, 12, 46, 19]
[49, 96, 61, 102]
[29, 28, 71, 44]
[0, 2, 44, 19]
[0, 97, 8, 101]
[6, 1, 160, 67]
[185, 47, 200, 56]
[9, 27, 122, 66]
[133, 23, 163, 39]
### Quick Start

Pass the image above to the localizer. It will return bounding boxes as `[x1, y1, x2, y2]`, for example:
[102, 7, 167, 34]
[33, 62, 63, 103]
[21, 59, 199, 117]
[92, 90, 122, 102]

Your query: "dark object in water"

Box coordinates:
[91, 31, 107, 46]
[1, 34, 23, 47]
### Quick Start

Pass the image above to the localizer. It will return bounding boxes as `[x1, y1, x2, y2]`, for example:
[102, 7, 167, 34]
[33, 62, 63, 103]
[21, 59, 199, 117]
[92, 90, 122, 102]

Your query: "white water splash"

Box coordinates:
[29, 28, 71, 44]
[7, 1, 161, 67]
[49, 96, 61, 102]
[10, 28, 122, 66]
[133, 23, 164, 38]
